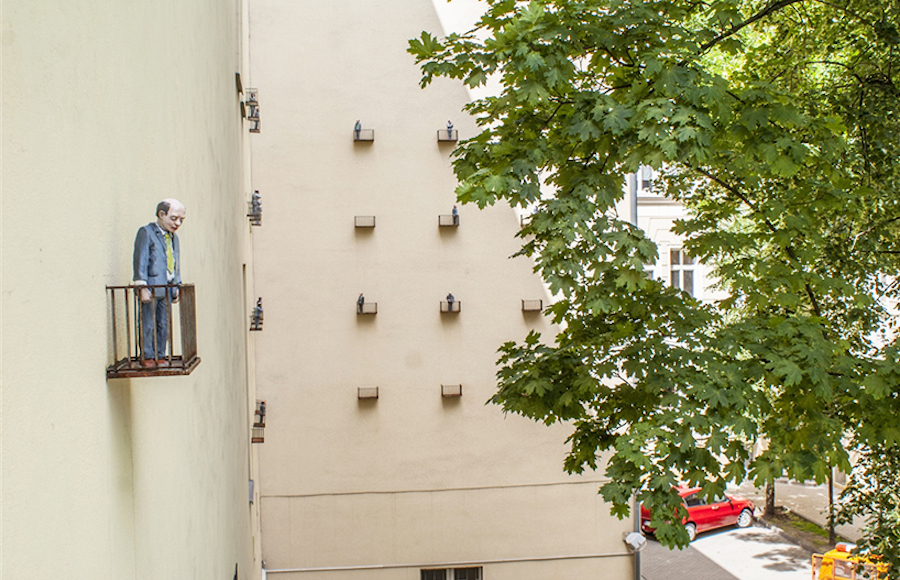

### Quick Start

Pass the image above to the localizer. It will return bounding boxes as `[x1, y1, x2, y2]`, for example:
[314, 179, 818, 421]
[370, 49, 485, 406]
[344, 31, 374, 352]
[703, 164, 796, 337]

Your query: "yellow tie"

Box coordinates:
[165, 233, 175, 273]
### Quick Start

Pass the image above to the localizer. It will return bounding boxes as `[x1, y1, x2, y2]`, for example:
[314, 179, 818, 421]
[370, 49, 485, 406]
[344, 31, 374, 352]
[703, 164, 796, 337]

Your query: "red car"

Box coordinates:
[641, 486, 755, 541]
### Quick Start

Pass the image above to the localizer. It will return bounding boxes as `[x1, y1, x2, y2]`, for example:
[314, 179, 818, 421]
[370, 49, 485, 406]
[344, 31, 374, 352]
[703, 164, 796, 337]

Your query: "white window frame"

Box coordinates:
[670, 248, 695, 296]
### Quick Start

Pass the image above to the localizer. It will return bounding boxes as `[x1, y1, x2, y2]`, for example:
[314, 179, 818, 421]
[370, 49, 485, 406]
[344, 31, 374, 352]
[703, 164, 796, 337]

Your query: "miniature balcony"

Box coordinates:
[355, 216, 376, 228]
[248, 202, 262, 227]
[251, 400, 266, 443]
[521, 299, 543, 312]
[106, 283, 200, 378]
[438, 215, 459, 227]
[357, 302, 377, 315]
[440, 301, 461, 313]
[249, 119, 260, 133]
[441, 384, 462, 397]
[253, 399, 266, 428]
[437, 129, 459, 142]
[353, 129, 375, 142]
[358, 386, 379, 399]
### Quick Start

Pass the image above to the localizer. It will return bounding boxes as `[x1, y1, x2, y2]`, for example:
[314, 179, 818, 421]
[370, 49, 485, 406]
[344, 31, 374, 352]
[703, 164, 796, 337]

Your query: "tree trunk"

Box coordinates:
[765, 481, 776, 516]
[828, 472, 836, 545]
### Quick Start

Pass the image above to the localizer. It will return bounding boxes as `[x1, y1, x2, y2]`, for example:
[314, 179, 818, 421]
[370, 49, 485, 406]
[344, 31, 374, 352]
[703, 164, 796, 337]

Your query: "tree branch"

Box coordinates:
[688, 165, 824, 318]
[699, 0, 808, 53]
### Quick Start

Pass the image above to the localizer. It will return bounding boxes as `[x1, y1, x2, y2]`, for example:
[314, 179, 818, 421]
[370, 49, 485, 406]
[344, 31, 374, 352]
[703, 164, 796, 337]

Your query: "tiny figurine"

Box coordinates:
[357, 293, 365, 313]
[452, 204, 459, 225]
[446, 292, 455, 312]
[354, 120, 362, 140]
[258, 400, 266, 426]
[447, 120, 454, 139]
[250, 190, 263, 226]
[251, 297, 264, 330]
[133, 199, 186, 367]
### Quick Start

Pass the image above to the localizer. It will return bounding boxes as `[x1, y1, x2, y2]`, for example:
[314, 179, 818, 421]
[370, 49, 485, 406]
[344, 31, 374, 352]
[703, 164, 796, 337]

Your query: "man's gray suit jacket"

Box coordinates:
[133, 223, 181, 298]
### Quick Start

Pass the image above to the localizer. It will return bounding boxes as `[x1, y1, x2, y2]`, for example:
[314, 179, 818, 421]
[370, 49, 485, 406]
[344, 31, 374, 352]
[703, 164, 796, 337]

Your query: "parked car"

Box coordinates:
[641, 486, 755, 541]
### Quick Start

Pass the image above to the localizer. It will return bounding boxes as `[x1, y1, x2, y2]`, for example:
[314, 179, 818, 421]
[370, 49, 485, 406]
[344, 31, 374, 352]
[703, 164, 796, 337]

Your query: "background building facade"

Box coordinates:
[249, 1, 634, 579]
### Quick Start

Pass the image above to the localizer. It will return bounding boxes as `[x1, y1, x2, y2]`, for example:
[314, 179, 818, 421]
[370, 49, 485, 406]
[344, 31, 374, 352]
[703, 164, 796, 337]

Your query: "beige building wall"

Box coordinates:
[2, 1, 262, 579]
[250, 1, 633, 578]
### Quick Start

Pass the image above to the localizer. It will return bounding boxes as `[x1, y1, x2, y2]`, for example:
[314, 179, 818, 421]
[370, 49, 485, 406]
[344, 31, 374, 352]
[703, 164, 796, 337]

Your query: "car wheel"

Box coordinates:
[737, 508, 753, 528]
[685, 522, 697, 542]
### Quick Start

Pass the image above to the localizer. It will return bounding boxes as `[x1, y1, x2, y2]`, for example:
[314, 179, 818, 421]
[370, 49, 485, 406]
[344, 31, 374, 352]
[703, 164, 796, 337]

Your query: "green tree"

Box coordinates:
[837, 441, 900, 574]
[410, 0, 900, 556]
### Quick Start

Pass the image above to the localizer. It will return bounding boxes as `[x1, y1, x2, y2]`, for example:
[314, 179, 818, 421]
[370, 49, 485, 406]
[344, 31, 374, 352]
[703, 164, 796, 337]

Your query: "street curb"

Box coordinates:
[756, 517, 822, 555]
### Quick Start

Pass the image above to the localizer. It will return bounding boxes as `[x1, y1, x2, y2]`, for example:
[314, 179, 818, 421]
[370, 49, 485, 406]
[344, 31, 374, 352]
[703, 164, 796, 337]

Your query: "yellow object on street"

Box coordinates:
[812, 543, 889, 580]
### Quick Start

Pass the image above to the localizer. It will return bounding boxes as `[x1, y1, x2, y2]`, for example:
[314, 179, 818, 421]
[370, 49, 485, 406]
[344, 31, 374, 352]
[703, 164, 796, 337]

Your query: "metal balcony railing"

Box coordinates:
[438, 215, 459, 227]
[521, 299, 543, 312]
[441, 384, 462, 397]
[358, 386, 379, 399]
[437, 129, 459, 142]
[106, 283, 200, 378]
[355, 215, 376, 228]
[251, 400, 266, 443]
[440, 301, 461, 313]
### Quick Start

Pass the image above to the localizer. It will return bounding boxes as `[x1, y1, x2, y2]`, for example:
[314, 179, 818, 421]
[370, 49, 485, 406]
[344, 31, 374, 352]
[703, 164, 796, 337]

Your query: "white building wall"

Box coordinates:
[2, 1, 260, 578]
[621, 173, 723, 302]
[250, 1, 633, 578]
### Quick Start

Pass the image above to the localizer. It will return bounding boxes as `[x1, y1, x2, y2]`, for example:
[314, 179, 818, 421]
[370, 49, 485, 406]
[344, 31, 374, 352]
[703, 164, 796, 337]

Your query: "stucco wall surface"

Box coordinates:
[249, 0, 633, 577]
[2, 1, 259, 578]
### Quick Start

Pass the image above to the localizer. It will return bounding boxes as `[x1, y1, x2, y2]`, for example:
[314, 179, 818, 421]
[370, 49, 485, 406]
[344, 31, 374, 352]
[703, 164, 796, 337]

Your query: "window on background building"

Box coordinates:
[421, 567, 482, 580]
[638, 165, 655, 193]
[670, 249, 695, 296]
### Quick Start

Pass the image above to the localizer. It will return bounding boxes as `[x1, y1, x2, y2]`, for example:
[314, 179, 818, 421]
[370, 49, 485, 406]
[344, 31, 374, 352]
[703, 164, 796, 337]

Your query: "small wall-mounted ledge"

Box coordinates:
[357, 302, 377, 315]
[437, 129, 459, 142]
[440, 301, 461, 313]
[521, 299, 543, 312]
[353, 129, 375, 142]
[441, 384, 462, 397]
[358, 386, 379, 399]
[355, 216, 376, 228]
[438, 215, 459, 227]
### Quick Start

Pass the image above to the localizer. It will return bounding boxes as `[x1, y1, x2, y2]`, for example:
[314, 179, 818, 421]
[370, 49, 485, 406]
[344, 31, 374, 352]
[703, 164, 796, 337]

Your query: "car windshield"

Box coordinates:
[684, 494, 704, 507]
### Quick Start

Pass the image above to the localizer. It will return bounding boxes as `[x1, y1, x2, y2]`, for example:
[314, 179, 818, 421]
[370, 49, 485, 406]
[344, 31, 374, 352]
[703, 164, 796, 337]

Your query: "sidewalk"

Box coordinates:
[732, 479, 863, 542]
[641, 538, 739, 580]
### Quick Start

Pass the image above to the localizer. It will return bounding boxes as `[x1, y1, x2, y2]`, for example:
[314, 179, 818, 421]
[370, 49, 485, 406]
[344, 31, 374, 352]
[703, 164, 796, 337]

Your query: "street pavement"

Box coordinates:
[641, 479, 863, 580]
[732, 479, 862, 542]
[641, 537, 739, 580]
[642, 524, 812, 580]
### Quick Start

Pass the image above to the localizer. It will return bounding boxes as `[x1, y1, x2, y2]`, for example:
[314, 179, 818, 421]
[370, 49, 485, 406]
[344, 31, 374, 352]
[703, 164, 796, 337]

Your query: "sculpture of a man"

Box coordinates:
[133, 198, 186, 367]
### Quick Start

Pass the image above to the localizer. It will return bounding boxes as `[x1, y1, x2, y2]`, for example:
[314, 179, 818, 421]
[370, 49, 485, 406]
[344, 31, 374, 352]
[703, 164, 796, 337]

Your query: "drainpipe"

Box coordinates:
[634, 495, 642, 580]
